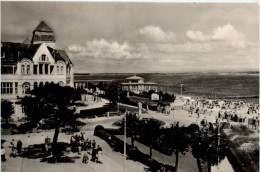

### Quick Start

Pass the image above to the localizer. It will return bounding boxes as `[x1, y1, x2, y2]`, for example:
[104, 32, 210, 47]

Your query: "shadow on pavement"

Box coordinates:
[18, 142, 80, 163]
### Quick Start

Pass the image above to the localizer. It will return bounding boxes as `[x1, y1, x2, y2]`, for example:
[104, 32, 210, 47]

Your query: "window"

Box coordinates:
[50, 65, 54, 74]
[26, 65, 30, 74]
[22, 82, 30, 94]
[1, 51, 5, 58]
[33, 65, 38, 74]
[34, 82, 37, 90]
[39, 64, 43, 74]
[1, 82, 13, 94]
[40, 54, 49, 61]
[21, 65, 25, 74]
[15, 82, 18, 94]
[45, 64, 48, 74]
[61, 66, 63, 74]
[57, 63, 65, 75]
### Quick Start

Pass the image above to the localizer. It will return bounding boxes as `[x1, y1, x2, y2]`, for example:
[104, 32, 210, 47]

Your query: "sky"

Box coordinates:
[1, 2, 259, 73]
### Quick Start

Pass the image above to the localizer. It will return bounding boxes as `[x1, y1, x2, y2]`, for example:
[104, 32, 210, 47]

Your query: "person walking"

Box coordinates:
[82, 150, 89, 164]
[96, 145, 103, 163]
[92, 140, 96, 149]
[10, 139, 16, 158]
[1, 146, 6, 162]
[91, 146, 97, 162]
[16, 140, 22, 154]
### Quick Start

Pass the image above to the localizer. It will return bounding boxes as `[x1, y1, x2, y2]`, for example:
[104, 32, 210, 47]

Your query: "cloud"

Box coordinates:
[186, 30, 210, 42]
[186, 24, 247, 48]
[155, 42, 212, 53]
[212, 23, 246, 48]
[139, 25, 176, 42]
[68, 39, 142, 60]
[68, 44, 86, 53]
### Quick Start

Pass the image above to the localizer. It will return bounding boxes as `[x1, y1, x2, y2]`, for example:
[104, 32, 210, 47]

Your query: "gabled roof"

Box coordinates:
[126, 76, 144, 80]
[47, 46, 72, 65]
[34, 21, 53, 32]
[1, 42, 40, 64]
[1, 42, 72, 65]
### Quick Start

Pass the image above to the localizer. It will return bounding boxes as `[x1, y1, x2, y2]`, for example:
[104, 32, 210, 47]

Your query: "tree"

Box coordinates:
[120, 112, 140, 147]
[20, 84, 81, 159]
[161, 125, 190, 172]
[1, 100, 14, 125]
[103, 81, 121, 105]
[139, 118, 164, 159]
[190, 128, 227, 172]
[162, 93, 175, 103]
[186, 124, 203, 171]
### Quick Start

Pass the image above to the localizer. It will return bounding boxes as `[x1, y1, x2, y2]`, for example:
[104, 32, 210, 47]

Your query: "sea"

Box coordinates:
[74, 72, 259, 104]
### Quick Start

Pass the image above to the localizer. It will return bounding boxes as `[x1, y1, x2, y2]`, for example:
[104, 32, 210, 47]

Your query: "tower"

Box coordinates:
[31, 21, 55, 48]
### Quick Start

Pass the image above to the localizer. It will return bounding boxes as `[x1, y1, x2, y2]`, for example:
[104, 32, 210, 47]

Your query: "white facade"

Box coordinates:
[1, 22, 74, 100]
[121, 76, 157, 94]
[1, 43, 74, 100]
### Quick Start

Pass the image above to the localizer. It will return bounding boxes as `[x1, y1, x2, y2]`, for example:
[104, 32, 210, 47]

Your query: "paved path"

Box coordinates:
[1, 131, 147, 172]
[115, 135, 198, 172]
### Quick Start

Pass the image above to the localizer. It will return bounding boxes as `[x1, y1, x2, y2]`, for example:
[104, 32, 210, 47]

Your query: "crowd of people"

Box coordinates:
[1, 132, 104, 166]
[70, 132, 103, 164]
[179, 96, 259, 130]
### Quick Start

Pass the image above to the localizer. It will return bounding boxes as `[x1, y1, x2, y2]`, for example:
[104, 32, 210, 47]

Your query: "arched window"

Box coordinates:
[26, 65, 30, 74]
[33, 82, 38, 90]
[61, 66, 64, 74]
[22, 82, 30, 94]
[58, 81, 65, 86]
[21, 65, 25, 74]
[21, 61, 31, 74]
[40, 54, 49, 61]
[39, 82, 44, 88]
[57, 62, 64, 75]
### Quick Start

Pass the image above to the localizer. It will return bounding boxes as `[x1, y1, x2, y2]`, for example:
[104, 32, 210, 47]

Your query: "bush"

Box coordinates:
[230, 125, 254, 136]
[61, 126, 80, 134]
[18, 122, 37, 134]
[161, 93, 175, 102]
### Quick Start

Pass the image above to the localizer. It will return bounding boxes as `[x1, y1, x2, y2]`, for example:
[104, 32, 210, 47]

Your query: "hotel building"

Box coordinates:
[1, 21, 74, 100]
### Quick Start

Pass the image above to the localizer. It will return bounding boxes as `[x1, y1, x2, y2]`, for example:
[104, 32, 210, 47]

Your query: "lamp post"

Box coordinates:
[123, 110, 127, 172]
[217, 117, 221, 171]
[180, 84, 183, 96]
[118, 87, 120, 114]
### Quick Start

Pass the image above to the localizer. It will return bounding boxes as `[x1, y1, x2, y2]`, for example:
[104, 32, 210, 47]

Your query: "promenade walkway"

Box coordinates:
[1, 131, 147, 172]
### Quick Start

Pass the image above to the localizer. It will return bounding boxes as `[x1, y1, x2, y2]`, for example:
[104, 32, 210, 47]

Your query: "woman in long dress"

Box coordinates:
[96, 145, 103, 163]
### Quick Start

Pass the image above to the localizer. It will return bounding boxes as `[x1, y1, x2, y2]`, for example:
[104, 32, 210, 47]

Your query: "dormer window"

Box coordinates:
[42, 54, 46, 61]
[40, 54, 49, 62]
